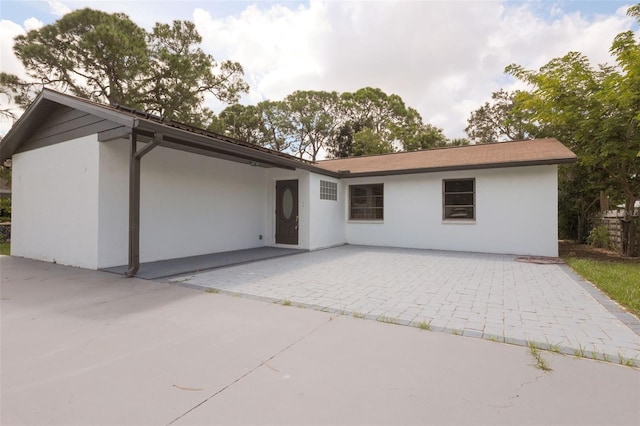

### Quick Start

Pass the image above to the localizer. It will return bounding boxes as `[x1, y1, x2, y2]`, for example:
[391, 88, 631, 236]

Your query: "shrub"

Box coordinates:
[0, 197, 11, 220]
[587, 225, 610, 249]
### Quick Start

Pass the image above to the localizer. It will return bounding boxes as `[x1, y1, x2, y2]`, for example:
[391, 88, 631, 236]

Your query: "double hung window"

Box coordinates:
[349, 184, 383, 220]
[443, 179, 475, 220]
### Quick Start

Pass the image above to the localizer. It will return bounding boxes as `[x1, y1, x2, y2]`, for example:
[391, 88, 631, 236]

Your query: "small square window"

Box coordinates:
[443, 178, 475, 220]
[320, 180, 337, 200]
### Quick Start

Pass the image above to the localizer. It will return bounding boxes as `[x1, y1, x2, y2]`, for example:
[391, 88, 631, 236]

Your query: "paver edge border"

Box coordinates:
[558, 263, 640, 337]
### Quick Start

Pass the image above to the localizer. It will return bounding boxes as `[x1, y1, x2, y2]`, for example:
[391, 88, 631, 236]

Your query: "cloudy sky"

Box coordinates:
[1, 0, 638, 138]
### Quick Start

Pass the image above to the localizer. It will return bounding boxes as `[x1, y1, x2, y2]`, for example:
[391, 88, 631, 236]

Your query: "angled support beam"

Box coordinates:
[126, 132, 162, 277]
[98, 126, 131, 142]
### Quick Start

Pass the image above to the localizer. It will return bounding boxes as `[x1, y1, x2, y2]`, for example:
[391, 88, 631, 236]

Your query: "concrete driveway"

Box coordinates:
[2, 255, 640, 425]
[175, 245, 640, 364]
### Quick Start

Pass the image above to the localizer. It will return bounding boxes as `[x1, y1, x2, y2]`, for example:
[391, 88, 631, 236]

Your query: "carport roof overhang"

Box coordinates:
[126, 118, 341, 177]
[0, 89, 341, 178]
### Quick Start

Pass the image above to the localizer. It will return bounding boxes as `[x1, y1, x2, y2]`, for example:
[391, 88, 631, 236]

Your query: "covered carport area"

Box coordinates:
[0, 89, 338, 276]
[104, 109, 324, 277]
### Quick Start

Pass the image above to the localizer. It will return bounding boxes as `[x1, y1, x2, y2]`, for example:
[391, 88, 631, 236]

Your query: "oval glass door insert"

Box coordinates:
[282, 188, 293, 219]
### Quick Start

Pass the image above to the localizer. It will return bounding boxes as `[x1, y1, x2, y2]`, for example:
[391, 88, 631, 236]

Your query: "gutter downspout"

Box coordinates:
[126, 132, 162, 277]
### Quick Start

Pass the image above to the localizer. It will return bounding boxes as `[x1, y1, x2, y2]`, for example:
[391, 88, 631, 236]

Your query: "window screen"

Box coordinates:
[443, 179, 475, 220]
[349, 184, 383, 220]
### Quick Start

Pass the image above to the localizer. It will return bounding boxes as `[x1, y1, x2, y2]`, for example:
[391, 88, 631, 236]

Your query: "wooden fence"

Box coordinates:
[598, 210, 639, 254]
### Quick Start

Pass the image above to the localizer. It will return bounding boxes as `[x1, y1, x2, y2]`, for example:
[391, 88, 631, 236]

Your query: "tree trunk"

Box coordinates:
[619, 177, 638, 257]
[621, 195, 638, 257]
[577, 214, 585, 243]
[629, 218, 638, 257]
[599, 191, 609, 212]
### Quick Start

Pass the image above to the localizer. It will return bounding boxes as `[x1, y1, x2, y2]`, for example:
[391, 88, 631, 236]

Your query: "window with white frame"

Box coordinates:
[443, 178, 475, 220]
[320, 180, 337, 200]
[349, 184, 383, 220]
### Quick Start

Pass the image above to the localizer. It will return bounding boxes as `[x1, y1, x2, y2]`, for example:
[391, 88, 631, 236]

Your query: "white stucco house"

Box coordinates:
[0, 90, 577, 274]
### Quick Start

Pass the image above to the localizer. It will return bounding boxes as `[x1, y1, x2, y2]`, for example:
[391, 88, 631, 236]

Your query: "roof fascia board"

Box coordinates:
[134, 119, 341, 178]
[98, 126, 131, 142]
[0, 91, 47, 163]
[334, 157, 577, 178]
[157, 137, 296, 170]
[159, 139, 292, 168]
[297, 163, 341, 178]
[42, 90, 135, 127]
[1, 89, 136, 163]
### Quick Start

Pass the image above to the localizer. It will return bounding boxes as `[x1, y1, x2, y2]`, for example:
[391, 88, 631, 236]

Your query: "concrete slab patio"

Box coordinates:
[102, 246, 306, 280]
[1, 255, 639, 425]
[175, 245, 640, 364]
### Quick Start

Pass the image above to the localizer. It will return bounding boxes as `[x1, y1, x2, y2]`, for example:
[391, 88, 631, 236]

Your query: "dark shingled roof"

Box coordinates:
[315, 138, 576, 176]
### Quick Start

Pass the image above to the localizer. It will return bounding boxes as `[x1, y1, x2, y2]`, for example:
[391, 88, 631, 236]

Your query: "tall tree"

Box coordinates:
[448, 138, 470, 146]
[257, 100, 292, 152]
[401, 121, 448, 151]
[144, 20, 248, 126]
[339, 87, 405, 150]
[329, 121, 363, 158]
[506, 5, 640, 255]
[352, 127, 394, 156]
[213, 86, 449, 159]
[282, 90, 341, 161]
[465, 89, 534, 144]
[331, 87, 446, 156]
[216, 104, 263, 144]
[214, 100, 291, 153]
[0, 73, 35, 121]
[7, 8, 248, 127]
[13, 8, 148, 106]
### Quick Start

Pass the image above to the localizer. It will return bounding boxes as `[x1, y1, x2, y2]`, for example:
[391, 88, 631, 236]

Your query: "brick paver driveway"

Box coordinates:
[174, 245, 640, 364]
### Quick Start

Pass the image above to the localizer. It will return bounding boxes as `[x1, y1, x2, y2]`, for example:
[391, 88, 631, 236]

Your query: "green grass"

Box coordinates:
[574, 344, 586, 358]
[565, 258, 640, 318]
[528, 342, 553, 372]
[377, 315, 397, 324]
[0, 242, 9, 256]
[417, 320, 431, 331]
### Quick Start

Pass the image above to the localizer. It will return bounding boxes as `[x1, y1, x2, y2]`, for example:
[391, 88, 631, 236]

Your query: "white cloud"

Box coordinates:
[0, 20, 29, 134]
[0, 20, 27, 78]
[23, 17, 44, 31]
[194, 1, 635, 138]
[194, 1, 330, 101]
[47, 0, 72, 17]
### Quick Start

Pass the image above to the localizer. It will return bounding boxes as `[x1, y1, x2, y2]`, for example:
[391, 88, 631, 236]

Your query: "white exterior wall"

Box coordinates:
[345, 165, 559, 256]
[11, 135, 100, 268]
[96, 140, 270, 267]
[97, 138, 130, 267]
[308, 173, 345, 250]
